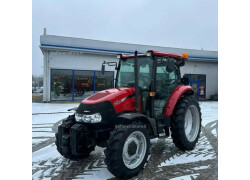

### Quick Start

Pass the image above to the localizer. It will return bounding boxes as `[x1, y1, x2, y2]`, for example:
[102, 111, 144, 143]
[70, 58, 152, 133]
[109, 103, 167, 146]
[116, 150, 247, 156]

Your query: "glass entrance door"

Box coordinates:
[191, 83, 198, 100]
[183, 74, 206, 100]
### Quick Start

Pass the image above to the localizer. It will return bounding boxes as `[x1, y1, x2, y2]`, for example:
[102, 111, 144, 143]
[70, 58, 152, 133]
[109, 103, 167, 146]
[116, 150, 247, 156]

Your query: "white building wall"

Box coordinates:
[180, 61, 218, 99]
[43, 51, 118, 102]
[49, 52, 118, 71]
[43, 51, 218, 101]
[43, 50, 50, 102]
[40, 35, 218, 102]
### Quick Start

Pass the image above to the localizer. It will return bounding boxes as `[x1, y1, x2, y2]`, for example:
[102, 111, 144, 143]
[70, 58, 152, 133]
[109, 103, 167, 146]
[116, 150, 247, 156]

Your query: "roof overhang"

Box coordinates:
[40, 35, 218, 63]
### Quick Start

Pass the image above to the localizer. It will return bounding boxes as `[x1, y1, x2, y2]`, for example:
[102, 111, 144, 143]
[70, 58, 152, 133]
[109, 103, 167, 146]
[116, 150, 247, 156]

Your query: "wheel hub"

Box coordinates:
[122, 131, 147, 169]
[184, 105, 200, 142]
[128, 141, 137, 156]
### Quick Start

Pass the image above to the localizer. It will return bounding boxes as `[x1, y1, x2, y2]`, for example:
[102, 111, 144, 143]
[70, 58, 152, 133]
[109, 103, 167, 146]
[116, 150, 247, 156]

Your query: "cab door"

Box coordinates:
[154, 59, 179, 116]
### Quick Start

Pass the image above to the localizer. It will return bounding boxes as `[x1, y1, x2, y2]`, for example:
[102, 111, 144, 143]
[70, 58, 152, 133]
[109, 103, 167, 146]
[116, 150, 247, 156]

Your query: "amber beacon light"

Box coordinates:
[182, 52, 188, 59]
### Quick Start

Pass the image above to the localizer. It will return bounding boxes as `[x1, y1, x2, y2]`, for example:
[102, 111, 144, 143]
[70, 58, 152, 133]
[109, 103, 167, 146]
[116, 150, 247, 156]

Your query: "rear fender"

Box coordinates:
[164, 85, 194, 117]
[115, 113, 156, 137]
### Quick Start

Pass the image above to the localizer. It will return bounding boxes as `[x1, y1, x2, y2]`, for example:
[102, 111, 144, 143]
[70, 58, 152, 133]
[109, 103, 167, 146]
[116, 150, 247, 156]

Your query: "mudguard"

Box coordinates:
[164, 85, 194, 117]
[115, 113, 157, 138]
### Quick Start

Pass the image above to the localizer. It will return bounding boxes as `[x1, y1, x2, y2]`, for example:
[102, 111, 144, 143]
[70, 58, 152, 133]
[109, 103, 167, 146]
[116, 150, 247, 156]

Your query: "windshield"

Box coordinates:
[117, 57, 153, 90]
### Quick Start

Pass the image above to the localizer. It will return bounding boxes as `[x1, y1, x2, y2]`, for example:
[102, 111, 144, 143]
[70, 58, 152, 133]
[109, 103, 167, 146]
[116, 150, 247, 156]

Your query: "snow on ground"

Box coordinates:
[170, 173, 199, 180]
[32, 144, 61, 162]
[199, 101, 218, 126]
[32, 103, 77, 146]
[32, 102, 79, 114]
[158, 137, 215, 167]
[32, 101, 218, 180]
[73, 166, 114, 180]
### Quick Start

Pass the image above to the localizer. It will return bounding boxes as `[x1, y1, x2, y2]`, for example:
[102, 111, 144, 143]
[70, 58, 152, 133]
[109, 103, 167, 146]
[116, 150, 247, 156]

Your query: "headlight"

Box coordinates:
[75, 113, 102, 123]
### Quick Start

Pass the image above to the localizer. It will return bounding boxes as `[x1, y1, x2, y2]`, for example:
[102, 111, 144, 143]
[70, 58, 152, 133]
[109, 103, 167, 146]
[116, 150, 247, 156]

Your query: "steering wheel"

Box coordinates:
[161, 79, 176, 86]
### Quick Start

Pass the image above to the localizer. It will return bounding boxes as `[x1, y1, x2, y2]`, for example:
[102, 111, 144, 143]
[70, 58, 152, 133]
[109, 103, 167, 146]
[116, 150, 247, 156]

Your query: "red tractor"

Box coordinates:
[55, 50, 202, 178]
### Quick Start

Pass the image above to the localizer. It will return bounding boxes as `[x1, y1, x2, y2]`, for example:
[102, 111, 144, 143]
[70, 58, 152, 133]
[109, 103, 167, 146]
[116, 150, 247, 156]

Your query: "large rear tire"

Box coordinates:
[170, 96, 202, 150]
[104, 124, 150, 179]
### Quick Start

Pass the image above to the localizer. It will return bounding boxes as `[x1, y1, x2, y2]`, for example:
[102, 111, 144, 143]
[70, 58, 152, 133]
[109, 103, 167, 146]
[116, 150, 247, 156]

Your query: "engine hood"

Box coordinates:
[82, 87, 135, 105]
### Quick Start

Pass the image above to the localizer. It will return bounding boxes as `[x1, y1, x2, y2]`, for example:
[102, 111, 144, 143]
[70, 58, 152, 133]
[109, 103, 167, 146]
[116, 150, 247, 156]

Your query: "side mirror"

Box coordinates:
[166, 58, 175, 72]
[101, 64, 105, 75]
[181, 77, 189, 85]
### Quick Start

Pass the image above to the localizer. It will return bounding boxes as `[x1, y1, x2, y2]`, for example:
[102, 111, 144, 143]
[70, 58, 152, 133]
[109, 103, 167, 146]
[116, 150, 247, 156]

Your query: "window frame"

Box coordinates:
[50, 68, 114, 101]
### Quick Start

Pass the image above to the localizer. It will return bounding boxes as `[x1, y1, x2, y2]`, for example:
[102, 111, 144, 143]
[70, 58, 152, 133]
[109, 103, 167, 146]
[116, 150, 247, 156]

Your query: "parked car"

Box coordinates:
[32, 87, 36, 93]
[35, 87, 43, 93]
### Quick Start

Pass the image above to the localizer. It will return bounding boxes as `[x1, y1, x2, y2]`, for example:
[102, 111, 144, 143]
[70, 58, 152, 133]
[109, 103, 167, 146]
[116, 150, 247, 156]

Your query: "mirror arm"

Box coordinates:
[104, 61, 118, 70]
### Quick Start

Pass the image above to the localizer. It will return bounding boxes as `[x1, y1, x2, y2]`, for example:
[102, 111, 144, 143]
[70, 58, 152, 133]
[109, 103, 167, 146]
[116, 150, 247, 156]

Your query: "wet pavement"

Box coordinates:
[32, 102, 218, 180]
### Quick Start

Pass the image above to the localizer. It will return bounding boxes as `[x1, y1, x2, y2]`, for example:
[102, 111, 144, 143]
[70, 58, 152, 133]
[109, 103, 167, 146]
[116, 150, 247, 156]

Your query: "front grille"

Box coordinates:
[76, 101, 116, 123]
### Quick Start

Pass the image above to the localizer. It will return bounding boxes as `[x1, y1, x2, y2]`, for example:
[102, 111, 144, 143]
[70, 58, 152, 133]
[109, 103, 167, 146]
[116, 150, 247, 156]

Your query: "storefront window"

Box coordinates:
[51, 70, 73, 100]
[51, 69, 114, 101]
[199, 75, 206, 81]
[183, 74, 206, 100]
[95, 71, 114, 92]
[74, 71, 94, 100]
[191, 74, 198, 81]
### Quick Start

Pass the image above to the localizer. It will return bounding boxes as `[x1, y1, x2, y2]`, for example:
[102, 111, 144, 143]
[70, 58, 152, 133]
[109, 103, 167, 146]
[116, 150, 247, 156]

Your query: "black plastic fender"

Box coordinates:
[115, 113, 157, 138]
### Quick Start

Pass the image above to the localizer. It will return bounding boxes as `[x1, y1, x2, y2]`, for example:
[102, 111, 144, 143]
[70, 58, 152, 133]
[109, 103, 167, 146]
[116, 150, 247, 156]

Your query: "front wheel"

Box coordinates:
[171, 96, 202, 150]
[104, 125, 150, 179]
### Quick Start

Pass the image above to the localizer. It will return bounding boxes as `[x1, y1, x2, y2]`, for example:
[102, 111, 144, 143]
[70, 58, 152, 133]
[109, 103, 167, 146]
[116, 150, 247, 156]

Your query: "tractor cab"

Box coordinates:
[102, 50, 188, 119]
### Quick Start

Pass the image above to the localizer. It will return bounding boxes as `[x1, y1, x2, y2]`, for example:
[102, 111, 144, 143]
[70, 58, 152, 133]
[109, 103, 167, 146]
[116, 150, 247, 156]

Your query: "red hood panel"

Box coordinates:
[82, 87, 135, 104]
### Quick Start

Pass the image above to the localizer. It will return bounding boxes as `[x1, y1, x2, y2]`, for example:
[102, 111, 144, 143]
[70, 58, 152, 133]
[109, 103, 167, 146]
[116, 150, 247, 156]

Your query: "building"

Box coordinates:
[40, 34, 218, 102]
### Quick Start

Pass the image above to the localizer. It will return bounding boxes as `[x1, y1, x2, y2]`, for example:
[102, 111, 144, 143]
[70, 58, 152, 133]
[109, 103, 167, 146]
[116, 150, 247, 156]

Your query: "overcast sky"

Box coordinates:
[32, 0, 218, 76]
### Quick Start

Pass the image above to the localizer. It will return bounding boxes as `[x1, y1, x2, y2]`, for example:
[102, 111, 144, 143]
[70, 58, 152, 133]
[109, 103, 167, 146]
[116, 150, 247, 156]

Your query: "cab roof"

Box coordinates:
[118, 50, 183, 60]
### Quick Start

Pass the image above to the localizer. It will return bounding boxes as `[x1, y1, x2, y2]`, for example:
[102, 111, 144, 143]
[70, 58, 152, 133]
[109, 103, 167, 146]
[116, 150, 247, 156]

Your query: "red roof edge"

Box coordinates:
[117, 50, 183, 59]
[117, 53, 147, 59]
[147, 50, 182, 59]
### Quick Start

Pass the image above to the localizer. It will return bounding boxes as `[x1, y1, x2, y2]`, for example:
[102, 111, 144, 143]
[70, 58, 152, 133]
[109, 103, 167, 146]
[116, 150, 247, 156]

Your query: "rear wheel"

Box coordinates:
[170, 96, 202, 150]
[104, 124, 150, 179]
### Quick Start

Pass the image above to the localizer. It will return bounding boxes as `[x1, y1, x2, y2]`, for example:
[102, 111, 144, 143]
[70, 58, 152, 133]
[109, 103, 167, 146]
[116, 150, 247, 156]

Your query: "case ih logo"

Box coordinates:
[114, 97, 127, 106]
[114, 94, 135, 106]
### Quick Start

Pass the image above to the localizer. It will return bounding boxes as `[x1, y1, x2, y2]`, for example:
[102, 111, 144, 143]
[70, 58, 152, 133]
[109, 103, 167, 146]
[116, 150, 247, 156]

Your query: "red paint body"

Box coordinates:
[147, 50, 183, 59]
[118, 54, 147, 59]
[82, 85, 194, 117]
[82, 87, 140, 113]
[163, 85, 194, 116]
[118, 50, 182, 59]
